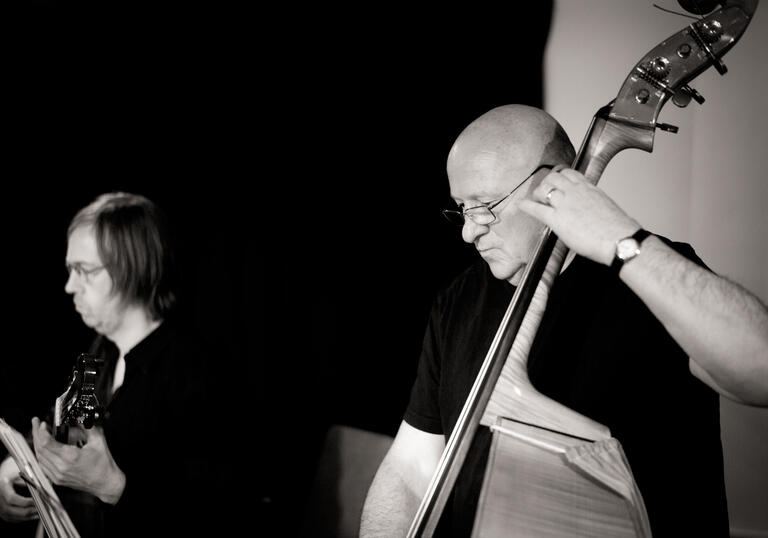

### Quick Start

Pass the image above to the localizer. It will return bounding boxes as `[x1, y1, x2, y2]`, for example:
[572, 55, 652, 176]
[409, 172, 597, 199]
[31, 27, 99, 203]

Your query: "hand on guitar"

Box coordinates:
[0, 456, 38, 522]
[31, 417, 126, 506]
[519, 166, 642, 266]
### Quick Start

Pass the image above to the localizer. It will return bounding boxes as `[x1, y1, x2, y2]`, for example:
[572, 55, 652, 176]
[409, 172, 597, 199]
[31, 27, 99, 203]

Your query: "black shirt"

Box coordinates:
[405, 244, 728, 537]
[60, 317, 219, 537]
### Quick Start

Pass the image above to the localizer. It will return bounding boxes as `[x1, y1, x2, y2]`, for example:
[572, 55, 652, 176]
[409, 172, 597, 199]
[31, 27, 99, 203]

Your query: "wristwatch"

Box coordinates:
[611, 228, 652, 275]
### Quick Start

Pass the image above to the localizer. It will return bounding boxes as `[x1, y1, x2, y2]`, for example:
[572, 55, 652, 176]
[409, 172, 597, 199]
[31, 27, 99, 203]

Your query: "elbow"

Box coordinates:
[691, 349, 768, 407]
[743, 336, 768, 406]
[722, 362, 768, 407]
[734, 380, 768, 407]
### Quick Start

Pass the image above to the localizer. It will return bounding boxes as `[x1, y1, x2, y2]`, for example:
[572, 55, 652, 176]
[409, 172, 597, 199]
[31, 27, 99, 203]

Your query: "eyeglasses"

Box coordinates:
[66, 262, 105, 282]
[442, 164, 556, 226]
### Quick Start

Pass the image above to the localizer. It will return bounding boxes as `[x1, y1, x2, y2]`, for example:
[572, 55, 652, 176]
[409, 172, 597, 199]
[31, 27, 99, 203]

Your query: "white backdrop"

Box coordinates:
[545, 1, 768, 536]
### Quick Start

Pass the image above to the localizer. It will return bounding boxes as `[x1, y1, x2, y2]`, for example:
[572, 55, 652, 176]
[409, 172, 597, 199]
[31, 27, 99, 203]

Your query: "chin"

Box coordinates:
[79, 315, 100, 332]
[486, 260, 522, 284]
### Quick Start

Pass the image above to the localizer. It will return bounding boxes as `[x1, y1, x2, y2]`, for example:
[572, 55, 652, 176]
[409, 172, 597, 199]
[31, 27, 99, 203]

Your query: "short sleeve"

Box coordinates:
[403, 298, 444, 435]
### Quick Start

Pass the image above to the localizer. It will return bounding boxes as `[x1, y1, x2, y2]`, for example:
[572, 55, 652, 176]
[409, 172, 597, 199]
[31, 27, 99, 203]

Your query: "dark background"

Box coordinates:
[1, 3, 552, 532]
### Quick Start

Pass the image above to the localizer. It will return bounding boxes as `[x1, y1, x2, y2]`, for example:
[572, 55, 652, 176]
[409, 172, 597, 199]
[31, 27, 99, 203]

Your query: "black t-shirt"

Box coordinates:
[405, 243, 728, 537]
[58, 318, 222, 538]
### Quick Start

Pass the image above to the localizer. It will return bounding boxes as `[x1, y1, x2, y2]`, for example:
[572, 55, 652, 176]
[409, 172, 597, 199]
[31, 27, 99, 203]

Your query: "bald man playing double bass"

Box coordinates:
[360, 105, 768, 537]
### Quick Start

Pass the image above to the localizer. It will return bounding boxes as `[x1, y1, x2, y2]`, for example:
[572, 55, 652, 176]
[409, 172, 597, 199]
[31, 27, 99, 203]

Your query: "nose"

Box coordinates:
[461, 217, 489, 244]
[64, 270, 79, 295]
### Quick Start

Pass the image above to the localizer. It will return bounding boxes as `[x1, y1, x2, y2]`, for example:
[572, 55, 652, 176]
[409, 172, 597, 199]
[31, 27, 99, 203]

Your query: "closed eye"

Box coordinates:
[464, 201, 492, 210]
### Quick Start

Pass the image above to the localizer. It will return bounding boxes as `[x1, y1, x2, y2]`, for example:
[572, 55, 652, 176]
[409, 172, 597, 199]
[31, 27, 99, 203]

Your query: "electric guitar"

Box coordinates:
[53, 353, 104, 446]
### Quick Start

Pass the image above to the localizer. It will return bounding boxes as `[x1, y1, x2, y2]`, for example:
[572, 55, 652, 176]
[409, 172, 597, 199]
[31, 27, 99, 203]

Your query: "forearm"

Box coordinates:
[360, 455, 426, 538]
[620, 235, 768, 405]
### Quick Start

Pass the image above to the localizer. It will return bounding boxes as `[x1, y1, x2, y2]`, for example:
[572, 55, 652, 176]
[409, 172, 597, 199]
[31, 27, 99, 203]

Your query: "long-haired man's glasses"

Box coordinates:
[441, 164, 556, 226]
[66, 263, 105, 282]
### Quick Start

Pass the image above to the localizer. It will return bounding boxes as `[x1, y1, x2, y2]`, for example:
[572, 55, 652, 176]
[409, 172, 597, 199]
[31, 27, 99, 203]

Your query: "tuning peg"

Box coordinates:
[712, 57, 728, 75]
[684, 85, 705, 104]
[690, 19, 729, 75]
[672, 85, 706, 107]
[657, 122, 679, 133]
[673, 92, 691, 108]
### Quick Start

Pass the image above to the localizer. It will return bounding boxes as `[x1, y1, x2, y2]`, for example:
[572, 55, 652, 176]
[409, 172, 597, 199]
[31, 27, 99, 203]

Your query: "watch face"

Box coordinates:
[616, 238, 640, 261]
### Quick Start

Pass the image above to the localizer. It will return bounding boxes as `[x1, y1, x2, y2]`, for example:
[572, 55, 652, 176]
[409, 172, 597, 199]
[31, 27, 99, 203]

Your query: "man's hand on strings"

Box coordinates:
[0, 455, 38, 522]
[519, 167, 642, 266]
[31, 417, 126, 505]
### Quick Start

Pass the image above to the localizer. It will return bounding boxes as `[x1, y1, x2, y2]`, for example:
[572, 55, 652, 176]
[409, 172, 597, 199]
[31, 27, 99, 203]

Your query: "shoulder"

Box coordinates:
[142, 317, 210, 390]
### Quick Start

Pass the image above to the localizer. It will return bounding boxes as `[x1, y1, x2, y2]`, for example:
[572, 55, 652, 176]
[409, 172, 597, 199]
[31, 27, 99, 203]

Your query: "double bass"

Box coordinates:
[407, 1, 759, 536]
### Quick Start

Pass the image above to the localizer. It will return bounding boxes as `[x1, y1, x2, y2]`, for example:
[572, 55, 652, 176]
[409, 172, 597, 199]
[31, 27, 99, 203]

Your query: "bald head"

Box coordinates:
[446, 105, 576, 284]
[447, 105, 574, 188]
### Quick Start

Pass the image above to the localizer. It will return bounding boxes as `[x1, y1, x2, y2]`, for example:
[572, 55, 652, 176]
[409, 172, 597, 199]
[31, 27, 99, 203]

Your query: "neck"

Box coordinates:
[107, 307, 162, 357]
